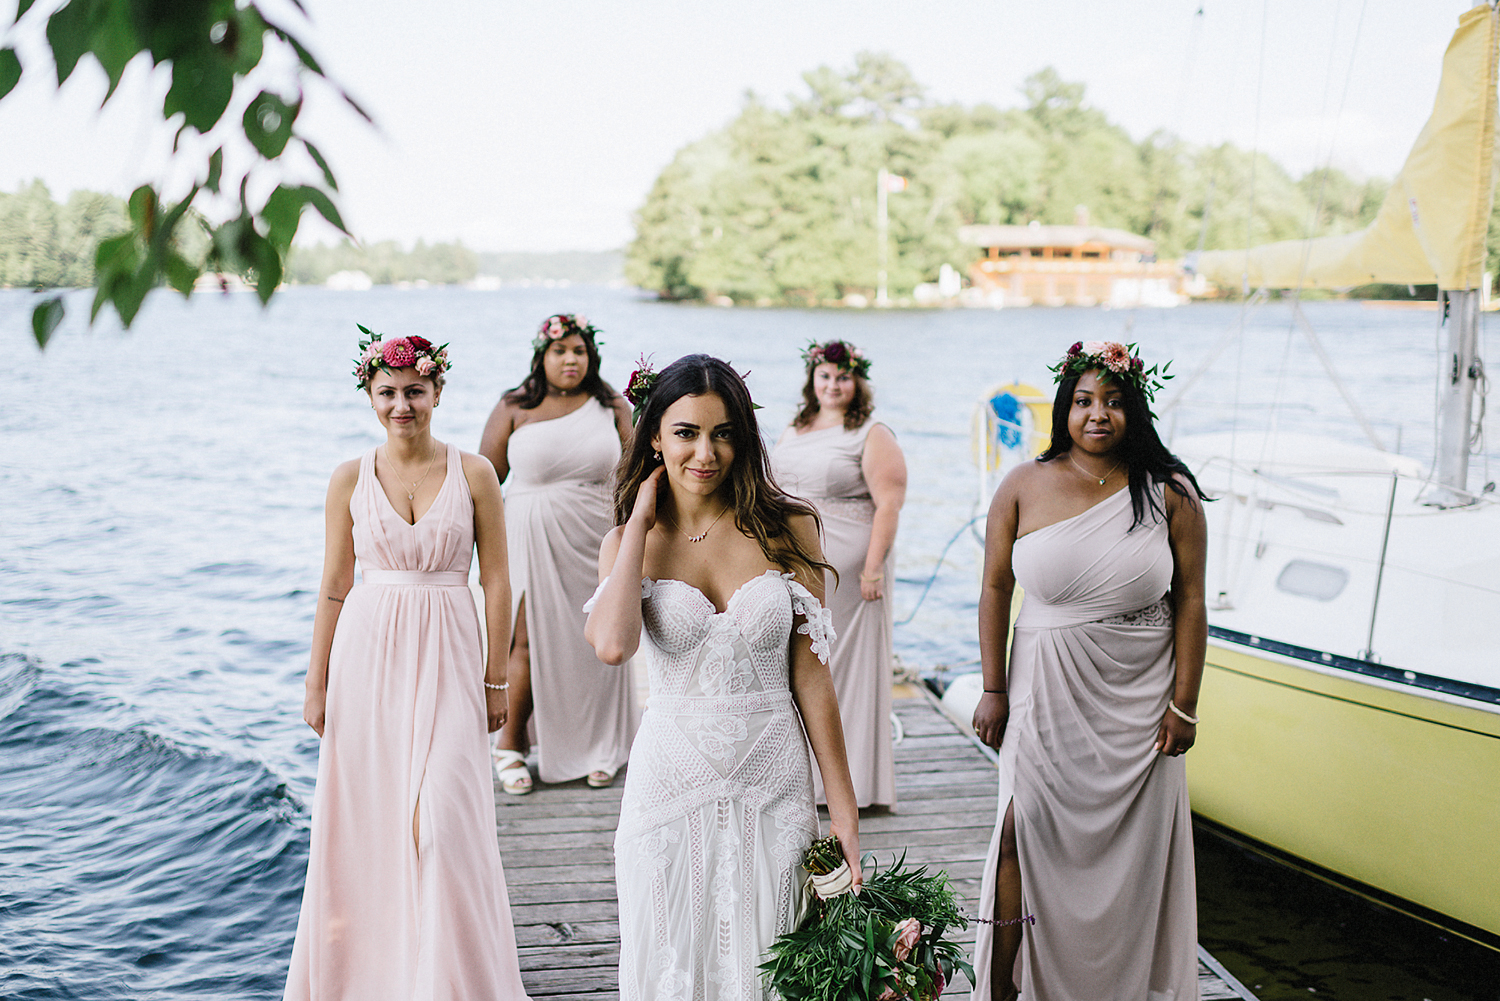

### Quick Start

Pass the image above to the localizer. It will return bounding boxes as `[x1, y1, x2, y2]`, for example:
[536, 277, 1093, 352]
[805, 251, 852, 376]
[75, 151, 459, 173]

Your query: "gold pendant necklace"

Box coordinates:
[1068, 451, 1123, 486]
[385, 444, 439, 500]
[679, 506, 729, 543]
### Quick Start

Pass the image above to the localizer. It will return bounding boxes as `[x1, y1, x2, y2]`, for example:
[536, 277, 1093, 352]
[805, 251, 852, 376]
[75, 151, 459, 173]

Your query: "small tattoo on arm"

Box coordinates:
[327, 596, 344, 604]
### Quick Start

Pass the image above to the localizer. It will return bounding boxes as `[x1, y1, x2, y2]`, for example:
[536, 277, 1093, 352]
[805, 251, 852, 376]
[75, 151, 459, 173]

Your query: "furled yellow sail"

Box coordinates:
[1195, 4, 1498, 292]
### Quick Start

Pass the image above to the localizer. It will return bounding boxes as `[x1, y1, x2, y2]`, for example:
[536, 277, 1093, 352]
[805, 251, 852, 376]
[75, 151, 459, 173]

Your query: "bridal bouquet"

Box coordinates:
[759, 837, 974, 1001]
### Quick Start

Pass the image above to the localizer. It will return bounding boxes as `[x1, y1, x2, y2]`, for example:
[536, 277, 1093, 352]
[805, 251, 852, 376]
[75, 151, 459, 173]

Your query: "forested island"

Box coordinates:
[623, 55, 1463, 304]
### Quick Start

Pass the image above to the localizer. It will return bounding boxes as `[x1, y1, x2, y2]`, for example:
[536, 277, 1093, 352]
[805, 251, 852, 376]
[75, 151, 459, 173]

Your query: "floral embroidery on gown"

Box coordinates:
[586, 570, 834, 1001]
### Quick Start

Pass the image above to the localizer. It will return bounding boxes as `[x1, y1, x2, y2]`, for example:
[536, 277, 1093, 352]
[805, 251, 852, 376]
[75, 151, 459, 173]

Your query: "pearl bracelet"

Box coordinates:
[1168, 701, 1199, 725]
[483, 681, 510, 692]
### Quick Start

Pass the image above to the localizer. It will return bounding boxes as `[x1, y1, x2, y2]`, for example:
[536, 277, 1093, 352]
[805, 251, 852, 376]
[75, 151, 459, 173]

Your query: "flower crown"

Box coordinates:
[532, 313, 600, 352]
[621, 354, 762, 428]
[353, 324, 451, 390]
[622, 354, 659, 427]
[802, 339, 870, 379]
[1049, 340, 1171, 402]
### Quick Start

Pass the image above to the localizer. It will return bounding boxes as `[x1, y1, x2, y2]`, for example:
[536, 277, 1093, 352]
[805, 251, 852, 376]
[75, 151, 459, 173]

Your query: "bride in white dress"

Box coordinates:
[585, 354, 863, 1001]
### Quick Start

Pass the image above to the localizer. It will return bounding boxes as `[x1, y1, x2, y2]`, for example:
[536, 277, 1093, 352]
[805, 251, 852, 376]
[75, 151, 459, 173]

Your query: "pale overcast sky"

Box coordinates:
[0, 0, 1477, 251]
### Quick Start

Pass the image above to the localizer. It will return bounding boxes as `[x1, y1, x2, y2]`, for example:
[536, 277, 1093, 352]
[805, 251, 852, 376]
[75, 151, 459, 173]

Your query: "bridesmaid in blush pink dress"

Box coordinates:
[285, 330, 529, 1001]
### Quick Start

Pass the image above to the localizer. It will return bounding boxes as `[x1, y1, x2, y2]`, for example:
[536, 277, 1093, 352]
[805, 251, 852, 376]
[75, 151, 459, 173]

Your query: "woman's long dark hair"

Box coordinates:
[1039, 368, 1209, 530]
[613, 354, 834, 584]
[503, 321, 615, 410]
[792, 368, 873, 431]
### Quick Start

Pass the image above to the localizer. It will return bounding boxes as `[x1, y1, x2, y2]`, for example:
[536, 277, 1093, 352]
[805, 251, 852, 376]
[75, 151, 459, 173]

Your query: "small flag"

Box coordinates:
[884, 173, 909, 193]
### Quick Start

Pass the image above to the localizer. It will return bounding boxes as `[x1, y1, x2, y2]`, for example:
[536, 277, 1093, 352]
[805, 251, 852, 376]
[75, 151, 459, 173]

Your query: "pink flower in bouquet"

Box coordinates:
[877, 989, 900, 1001]
[892, 917, 922, 962]
[930, 968, 946, 1000]
[415, 357, 436, 376]
[382, 338, 416, 368]
[1080, 340, 1108, 356]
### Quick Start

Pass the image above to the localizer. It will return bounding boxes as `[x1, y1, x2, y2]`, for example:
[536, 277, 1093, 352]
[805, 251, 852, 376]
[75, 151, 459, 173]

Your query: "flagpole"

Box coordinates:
[876, 167, 890, 306]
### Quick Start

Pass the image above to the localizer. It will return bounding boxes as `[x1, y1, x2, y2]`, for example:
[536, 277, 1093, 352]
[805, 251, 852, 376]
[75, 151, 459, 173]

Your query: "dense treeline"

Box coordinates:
[0, 181, 128, 289]
[285, 240, 479, 285]
[625, 56, 1396, 304]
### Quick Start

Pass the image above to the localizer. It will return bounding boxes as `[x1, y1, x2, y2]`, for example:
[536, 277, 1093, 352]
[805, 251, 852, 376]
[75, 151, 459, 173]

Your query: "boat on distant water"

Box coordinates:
[948, 4, 1500, 948]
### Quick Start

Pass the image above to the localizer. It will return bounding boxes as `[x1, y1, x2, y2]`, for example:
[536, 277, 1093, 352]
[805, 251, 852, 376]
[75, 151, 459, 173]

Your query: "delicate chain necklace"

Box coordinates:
[1068, 451, 1123, 487]
[677, 506, 729, 543]
[383, 443, 439, 501]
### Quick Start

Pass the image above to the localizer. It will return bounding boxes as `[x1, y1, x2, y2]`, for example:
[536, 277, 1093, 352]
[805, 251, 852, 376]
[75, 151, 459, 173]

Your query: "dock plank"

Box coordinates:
[494, 687, 1255, 999]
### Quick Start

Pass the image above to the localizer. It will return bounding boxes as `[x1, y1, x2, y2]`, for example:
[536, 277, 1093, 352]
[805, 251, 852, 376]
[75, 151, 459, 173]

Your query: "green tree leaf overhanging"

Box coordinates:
[4, 0, 366, 346]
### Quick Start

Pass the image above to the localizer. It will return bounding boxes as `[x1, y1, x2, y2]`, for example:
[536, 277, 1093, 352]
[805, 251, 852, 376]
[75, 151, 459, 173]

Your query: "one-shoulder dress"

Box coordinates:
[971, 486, 1197, 1001]
[771, 421, 897, 809]
[587, 570, 834, 1001]
[506, 399, 636, 782]
[284, 444, 529, 1001]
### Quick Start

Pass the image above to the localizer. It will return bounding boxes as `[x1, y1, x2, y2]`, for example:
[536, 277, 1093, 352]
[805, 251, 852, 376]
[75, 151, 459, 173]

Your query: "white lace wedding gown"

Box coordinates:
[589, 570, 834, 1001]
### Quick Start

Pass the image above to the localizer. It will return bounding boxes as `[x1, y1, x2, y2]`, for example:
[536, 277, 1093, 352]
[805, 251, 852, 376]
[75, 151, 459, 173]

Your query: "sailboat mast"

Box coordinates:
[1431, 289, 1483, 505]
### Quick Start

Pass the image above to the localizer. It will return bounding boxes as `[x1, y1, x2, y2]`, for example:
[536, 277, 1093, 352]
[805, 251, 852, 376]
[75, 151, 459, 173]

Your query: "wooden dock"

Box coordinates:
[495, 685, 1256, 1000]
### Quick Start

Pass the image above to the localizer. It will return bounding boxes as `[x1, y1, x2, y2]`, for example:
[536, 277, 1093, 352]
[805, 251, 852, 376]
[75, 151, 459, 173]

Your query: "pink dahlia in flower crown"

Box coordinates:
[381, 338, 417, 368]
[760, 838, 971, 1001]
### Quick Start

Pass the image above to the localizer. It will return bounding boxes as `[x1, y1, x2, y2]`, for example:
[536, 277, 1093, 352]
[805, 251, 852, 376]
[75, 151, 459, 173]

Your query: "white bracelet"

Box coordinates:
[1168, 701, 1199, 725]
[483, 681, 510, 691]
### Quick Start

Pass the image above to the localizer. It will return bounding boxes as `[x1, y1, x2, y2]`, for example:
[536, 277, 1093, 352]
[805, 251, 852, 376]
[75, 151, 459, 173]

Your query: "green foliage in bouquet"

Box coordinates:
[760, 837, 974, 1001]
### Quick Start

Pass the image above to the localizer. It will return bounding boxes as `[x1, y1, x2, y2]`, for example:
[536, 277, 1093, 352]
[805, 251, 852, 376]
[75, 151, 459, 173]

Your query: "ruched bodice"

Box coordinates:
[1012, 486, 1173, 629]
[352, 443, 474, 575]
[772, 422, 876, 501]
[504, 399, 618, 495]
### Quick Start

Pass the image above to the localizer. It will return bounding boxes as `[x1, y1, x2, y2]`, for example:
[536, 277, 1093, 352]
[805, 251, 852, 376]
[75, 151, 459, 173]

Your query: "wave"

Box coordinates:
[0, 653, 308, 1000]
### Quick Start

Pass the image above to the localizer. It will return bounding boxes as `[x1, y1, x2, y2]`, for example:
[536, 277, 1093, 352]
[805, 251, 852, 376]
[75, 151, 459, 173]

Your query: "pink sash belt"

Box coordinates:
[361, 569, 470, 586]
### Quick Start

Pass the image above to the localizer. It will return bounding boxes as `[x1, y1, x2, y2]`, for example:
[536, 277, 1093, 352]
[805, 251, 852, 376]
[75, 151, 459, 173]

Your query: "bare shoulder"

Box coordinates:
[997, 457, 1050, 499]
[785, 511, 822, 553]
[328, 458, 361, 492]
[1164, 471, 1205, 519]
[459, 450, 501, 489]
[866, 421, 898, 444]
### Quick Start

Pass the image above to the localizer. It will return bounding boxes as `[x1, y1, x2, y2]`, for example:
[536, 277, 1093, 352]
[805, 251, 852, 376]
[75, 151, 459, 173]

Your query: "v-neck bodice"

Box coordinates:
[352, 443, 474, 576]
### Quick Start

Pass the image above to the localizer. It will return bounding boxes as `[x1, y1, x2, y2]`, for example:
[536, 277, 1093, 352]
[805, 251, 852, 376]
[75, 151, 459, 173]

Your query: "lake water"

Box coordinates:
[2, 285, 1496, 999]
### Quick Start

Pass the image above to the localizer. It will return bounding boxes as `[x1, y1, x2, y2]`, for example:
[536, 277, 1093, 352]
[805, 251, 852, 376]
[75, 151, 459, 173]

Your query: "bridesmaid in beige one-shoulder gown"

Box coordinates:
[288, 333, 529, 1000]
[772, 340, 906, 810]
[480, 314, 637, 794]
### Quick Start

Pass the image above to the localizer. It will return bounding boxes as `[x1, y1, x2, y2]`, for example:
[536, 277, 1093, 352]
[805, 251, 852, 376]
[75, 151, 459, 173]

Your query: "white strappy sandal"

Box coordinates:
[492, 749, 533, 796]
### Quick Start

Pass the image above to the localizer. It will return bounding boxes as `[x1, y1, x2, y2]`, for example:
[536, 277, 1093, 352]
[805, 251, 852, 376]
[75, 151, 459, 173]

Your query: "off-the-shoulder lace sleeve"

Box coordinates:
[780, 573, 836, 664]
[581, 576, 654, 613]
